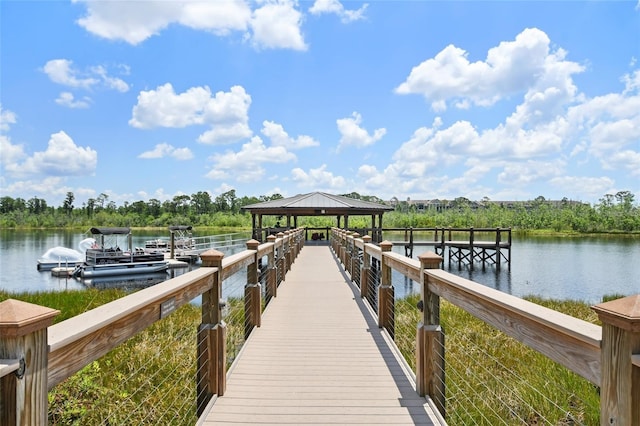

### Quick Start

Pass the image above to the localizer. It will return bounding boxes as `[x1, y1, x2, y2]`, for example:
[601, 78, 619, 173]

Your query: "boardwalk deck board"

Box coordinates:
[199, 245, 444, 425]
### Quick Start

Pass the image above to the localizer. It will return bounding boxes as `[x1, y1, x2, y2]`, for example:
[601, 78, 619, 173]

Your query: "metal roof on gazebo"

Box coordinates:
[241, 192, 393, 215]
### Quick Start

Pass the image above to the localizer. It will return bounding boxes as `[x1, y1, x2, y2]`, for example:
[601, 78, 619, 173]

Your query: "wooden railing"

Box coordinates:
[0, 228, 305, 425]
[331, 228, 640, 425]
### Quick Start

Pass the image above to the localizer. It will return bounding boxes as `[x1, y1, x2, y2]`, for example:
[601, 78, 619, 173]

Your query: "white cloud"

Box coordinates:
[91, 65, 129, 93]
[261, 120, 319, 149]
[8, 131, 97, 178]
[0, 105, 17, 132]
[606, 150, 640, 176]
[622, 69, 640, 95]
[179, 1, 251, 34]
[336, 112, 386, 150]
[0, 107, 26, 169]
[309, 0, 368, 23]
[291, 164, 346, 189]
[43, 59, 130, 93]
[138, 143, 194, 160]
[198, 123, 253, 145]
[206, 136, 296, 182]
[43, 59, 98, 89]
[0, 135, 26, 167]
[74, 0, 306, 50]
[130, 84, 253, 144]
[251, 0, 307, 50]
[549, 176, 616, 200]
[1, 176, 72, 200]
[55, 92, 92, 109]
[497, 160, 565, 186]
[395, 28, 584, 112]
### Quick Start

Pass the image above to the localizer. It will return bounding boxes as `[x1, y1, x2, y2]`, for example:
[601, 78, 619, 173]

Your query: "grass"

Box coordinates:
[1, 288, 606, 425]
[395, 293, 602, 425]
[0, 289, 246, 425]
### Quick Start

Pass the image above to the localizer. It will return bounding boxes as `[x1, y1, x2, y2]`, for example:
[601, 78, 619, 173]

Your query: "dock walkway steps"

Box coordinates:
[199, 245, 445, 425]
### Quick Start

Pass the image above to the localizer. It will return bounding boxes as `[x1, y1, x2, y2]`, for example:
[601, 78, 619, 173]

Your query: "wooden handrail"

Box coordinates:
[383, 251, 421, 283]
[3, 227, 305, 404]
[331, 229, 640, 422]
[332, 228, 602, 383]
[425, 268, 602, 385]
[48, 267, 216, 390]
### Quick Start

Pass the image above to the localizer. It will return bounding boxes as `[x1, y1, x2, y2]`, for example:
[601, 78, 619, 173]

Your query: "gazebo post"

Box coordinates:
[251, 214, 257, 240]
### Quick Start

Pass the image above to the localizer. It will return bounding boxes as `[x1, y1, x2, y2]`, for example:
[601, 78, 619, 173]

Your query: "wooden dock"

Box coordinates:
[199, 245, 444, 425]
[386, 227, 511, 269]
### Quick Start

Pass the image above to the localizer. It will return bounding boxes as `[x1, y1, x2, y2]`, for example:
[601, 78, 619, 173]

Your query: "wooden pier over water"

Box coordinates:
[201, 245, 443, 425]
[385, 227, 512, 270]
[1, 228, 639, 424]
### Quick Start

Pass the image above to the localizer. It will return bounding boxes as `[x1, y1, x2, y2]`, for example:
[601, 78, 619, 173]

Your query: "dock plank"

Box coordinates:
[199, 245, 444, 425]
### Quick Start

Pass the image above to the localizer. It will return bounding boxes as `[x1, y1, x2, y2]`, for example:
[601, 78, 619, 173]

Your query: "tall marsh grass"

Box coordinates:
[1, 289, 604, 424]
[0, 289, 245, 425]
[395, 294, 602, 425]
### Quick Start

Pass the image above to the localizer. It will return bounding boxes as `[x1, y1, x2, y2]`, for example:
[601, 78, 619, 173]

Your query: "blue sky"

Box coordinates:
[1, 0, 639, 208]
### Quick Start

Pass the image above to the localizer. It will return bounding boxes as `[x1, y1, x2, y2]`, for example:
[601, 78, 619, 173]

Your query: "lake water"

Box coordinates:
[1, 229, 638, 304]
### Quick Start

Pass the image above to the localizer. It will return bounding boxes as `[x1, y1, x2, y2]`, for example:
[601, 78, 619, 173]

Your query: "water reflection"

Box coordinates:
[81, 272, 169, 290]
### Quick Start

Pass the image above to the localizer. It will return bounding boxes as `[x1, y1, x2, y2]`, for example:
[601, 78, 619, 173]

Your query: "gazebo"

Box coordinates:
[241, 192, 393, 242]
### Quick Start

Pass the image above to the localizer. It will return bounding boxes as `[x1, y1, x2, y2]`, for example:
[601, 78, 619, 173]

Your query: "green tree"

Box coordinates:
[147, 199, 161, 217]
[62, 192, 75, 216]
[191, 191, 212, 214]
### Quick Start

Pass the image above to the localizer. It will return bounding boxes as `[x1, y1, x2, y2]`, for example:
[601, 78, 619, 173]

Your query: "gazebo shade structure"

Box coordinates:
[241, 192, 393, 242]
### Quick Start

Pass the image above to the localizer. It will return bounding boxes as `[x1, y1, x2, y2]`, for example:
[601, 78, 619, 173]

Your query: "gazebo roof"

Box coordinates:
[241, 192, 393, 216]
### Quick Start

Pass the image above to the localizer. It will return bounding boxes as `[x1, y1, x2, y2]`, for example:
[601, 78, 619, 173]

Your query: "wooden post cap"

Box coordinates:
[362, 235, 372, 243]
[276, 232, 285, 238]
[200, 249, 225, 267]
[418, 251, 444, 269]
[0, 299, 59, 338]
[352, 233, 360, 239]
[246, 239, 260, 250]
[592, 294, 640, 332]
[379, 241, 393, 251]
[267, 235, 277, 242]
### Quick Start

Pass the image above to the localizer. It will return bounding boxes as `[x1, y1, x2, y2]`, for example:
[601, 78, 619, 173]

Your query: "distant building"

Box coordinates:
[393, 198, 586, 212]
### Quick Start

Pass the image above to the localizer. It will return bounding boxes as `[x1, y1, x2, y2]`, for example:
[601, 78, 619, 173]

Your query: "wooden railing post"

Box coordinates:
[339, 229, 347, 265]
[245, 240, 261, 340]
[345, 232, 354, 278]
[416, 252, 445, 417]
[378, 241, 394, 338]
[266, 235, 278, 301]
[592, 294, 640, 425]
[0, 299, 59, 425]
[295, 228, 303, 256]
[286, 231, 293, 270]
[197, 249, 226, 415]
[276, 233, 285, 286]
[350, 233, 360, 280]
[360, 235, 372, 299]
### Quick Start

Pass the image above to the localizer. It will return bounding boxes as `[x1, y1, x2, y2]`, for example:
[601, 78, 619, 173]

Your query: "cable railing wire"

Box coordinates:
[331, 230, 601, 424]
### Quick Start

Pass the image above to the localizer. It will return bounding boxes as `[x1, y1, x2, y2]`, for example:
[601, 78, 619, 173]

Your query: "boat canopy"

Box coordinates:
[89, 227, 131, 235]
[169, 225, 192, 231]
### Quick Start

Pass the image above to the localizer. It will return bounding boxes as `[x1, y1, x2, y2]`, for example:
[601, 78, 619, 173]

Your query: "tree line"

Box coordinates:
[0, 189, 638, 233]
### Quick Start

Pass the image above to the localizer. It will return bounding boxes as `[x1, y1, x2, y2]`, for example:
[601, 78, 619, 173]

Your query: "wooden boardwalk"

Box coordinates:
[199, 245, 445, 425]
